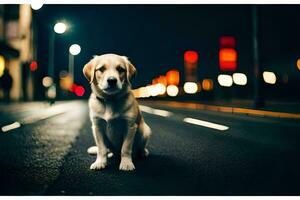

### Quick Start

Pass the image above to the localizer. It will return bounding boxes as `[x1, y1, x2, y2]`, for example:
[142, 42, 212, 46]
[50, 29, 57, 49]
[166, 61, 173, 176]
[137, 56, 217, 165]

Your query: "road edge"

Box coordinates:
[141, 100, 300, 119]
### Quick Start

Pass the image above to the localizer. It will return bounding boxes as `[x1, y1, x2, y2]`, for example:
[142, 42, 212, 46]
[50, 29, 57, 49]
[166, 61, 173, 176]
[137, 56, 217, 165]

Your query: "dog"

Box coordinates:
[83, 54, 151, 171]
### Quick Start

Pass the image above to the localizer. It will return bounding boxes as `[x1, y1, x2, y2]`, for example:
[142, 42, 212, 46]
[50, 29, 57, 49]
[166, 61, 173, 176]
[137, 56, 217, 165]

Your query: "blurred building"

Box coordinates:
[0, 4, 36, 101]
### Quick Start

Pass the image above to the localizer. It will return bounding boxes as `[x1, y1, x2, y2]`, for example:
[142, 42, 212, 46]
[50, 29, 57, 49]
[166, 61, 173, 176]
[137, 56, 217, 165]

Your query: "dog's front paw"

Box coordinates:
[90, 160, 107, 170]
[119, 157, 135, 171]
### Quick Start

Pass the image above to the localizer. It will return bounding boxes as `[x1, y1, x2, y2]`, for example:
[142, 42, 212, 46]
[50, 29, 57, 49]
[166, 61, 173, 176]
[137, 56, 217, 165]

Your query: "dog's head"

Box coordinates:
[83, 54, 136, 95]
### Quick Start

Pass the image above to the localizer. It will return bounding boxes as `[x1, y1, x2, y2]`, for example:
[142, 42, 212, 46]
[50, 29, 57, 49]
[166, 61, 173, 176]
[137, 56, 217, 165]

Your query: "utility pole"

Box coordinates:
[252, 6, 265, 108]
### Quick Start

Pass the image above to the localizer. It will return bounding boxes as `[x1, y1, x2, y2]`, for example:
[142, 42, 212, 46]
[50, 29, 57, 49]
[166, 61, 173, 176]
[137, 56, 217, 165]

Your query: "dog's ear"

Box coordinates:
[83, 59, 95, 84]
[123, 56, 136, 83]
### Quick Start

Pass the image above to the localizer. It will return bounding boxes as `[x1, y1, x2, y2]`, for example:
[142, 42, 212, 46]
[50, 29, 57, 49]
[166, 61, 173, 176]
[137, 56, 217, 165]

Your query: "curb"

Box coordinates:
[147, 101, 300, 119]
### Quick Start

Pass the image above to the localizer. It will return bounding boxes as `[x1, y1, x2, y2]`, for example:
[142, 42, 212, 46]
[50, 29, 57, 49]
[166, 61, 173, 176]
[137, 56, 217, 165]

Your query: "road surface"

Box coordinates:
[0, 100, 300, 195]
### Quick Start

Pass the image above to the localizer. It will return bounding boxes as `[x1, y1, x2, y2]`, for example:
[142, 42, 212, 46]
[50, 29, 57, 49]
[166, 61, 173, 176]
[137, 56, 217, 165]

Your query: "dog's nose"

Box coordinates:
[107, 77, 117, 86]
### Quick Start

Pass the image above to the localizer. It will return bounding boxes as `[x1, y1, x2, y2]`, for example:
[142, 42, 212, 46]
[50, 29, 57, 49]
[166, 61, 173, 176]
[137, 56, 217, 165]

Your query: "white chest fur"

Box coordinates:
[102, 104, 114, 121]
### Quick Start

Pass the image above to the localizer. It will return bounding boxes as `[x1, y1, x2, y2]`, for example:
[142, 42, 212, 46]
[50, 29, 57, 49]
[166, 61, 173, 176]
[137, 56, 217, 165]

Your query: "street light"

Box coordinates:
[54, 22, 67, 34]
[69, 44, 81, 56]
[49, 22, 68, 79]
[31, 2, 43, 10]
[48, 21, 67, 101]
[69, 44, 81, 83]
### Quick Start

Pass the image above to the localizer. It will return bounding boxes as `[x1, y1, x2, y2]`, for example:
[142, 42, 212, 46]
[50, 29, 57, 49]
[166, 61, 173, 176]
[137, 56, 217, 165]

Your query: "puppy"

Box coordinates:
[83, 54, 151, 171]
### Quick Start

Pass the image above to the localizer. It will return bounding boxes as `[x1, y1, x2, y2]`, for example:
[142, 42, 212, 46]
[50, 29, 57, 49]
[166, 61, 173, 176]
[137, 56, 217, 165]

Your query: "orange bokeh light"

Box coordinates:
[219, 48, 237, 71]
[166, 70, 180, 86]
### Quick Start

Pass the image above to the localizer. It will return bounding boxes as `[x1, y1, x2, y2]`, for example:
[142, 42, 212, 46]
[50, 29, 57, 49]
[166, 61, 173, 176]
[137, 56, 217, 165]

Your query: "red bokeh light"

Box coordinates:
[69, 83, 77, 92]
[75, 85, 85, 97]
[184, 51, 198, 64]
[220, 36, 236, 48]
[219, 48, 237, 71]
[29, 61, 38, 71]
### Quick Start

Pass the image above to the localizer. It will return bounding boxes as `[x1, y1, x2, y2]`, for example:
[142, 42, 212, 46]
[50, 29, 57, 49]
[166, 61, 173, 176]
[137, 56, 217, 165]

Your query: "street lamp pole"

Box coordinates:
[68, 44, 81, 83]
[48, 22, 67, 79]
[48, 31, 55, 79]
[68, 53, 74, 82]
[46, 22, 67, 102]
[252, 6, 265, 108]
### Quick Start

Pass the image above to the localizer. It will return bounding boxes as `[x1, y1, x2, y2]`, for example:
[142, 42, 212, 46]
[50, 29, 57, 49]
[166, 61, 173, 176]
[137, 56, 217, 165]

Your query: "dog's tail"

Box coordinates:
[87, 146, 113, 158]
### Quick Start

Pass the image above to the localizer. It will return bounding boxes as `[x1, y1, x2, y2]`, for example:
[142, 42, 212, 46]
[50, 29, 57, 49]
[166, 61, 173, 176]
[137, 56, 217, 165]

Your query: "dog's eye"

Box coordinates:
[117, 66, 125, 73]
[98, 66, 105, 72]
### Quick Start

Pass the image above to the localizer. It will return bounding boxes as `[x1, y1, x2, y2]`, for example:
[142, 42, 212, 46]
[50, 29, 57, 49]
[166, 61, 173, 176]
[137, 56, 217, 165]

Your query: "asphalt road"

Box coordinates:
[1, 100, 300, 195]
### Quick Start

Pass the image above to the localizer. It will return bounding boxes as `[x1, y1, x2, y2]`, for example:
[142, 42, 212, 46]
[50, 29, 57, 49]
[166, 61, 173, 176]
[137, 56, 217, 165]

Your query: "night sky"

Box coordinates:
[34, 5, 300, 96]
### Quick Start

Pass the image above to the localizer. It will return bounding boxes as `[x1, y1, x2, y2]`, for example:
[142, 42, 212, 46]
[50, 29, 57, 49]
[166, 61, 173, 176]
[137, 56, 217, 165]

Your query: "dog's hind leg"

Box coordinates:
[137, 120, 151, 157]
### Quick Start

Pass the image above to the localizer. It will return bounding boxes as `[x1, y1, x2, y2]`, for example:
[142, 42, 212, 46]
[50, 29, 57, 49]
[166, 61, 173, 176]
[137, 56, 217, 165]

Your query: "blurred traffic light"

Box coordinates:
[220, 36, 236, 48]
[184, 51, 198, 64]
[184, 50, 198, 83]
[219, 48, 237, 71]
[219, 36, 237, 71]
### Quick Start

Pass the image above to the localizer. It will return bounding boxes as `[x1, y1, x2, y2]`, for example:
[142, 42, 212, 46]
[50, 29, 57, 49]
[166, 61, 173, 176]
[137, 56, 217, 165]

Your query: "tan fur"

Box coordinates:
[83, 54, 151, 171]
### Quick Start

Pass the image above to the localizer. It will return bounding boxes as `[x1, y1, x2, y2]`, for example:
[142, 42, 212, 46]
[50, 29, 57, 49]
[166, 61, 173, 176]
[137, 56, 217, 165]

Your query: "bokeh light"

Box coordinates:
[202, 79, 214, 91]
[183, 82, 198, 94]
[69, 44, 81, 56]
[184, 51, 198, 64]
[42, 76, 53, 88]
[263, 71, 276, 84]
[232, 73, 247, 86]
[29, 61, 38, 71]
[217, 74, 233, 87]
[166, 70, 180, 86]
[219, 48, 237, 71]
[166, 85, 179, 97]
[31, 2, 43, 10]
[54, 22, 67, 34]
[0, 55, 5, 77]
[75, 86, 85, 96]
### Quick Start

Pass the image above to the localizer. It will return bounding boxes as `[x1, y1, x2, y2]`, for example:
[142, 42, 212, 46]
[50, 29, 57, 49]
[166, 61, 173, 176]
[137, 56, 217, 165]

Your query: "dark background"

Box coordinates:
[34, 5, 300, 100]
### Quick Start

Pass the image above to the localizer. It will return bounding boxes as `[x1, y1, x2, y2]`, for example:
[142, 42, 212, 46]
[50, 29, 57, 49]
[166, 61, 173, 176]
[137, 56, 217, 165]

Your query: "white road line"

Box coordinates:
[139, 105, 172, 117]
[183, 117, 229, 131]
[1, 122, 21, 132]
[1, 102, 81, 133]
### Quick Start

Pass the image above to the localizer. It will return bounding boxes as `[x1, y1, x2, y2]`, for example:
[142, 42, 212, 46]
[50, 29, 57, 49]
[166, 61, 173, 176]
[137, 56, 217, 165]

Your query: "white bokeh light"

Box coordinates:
[166, 85, 179, 97]
[54, 22, 67, 34]
[263, 71, 276, 84]
[31, 2, 43, 10]
[217, 74, 233, 87]
[232, 73, 247, 86]
[183, 82, 198, 94]
[69, 44, 81, 56]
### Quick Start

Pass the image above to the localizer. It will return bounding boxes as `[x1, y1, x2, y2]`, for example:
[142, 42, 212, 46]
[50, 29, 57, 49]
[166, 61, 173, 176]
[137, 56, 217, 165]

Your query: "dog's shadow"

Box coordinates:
[104, 153, 185, 175]
[97, 153, 199, 195]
